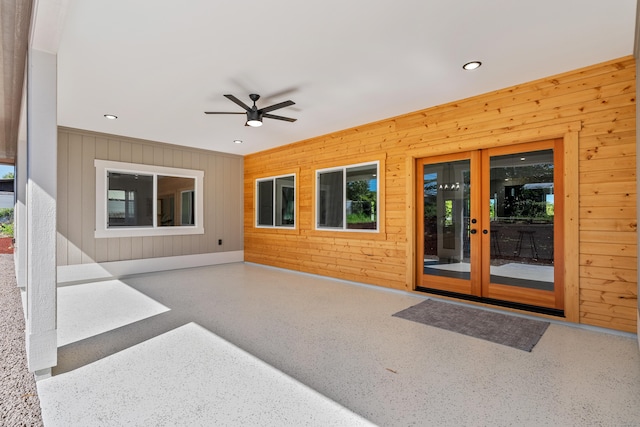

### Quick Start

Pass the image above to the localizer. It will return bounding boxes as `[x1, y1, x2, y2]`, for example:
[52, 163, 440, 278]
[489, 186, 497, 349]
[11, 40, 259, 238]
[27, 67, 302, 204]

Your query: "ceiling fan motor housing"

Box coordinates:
[204, 93, 296, 125]
[247, 109, 261, 122]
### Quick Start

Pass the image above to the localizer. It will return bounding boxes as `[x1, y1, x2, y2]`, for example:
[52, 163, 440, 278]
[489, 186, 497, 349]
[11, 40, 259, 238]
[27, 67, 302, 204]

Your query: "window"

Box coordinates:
[95, 160, 204, 237]
[316, 162, 378, 231]
[256, 174, 295, 228]
[107, 173, 153, 226]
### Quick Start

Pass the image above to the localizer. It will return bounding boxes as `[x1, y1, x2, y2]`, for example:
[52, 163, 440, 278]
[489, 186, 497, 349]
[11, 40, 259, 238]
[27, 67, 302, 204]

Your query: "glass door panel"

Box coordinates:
[418, 153, 480, 295]
[481, 140, 563, 310]
[417, 139, 564, 313]
[488, 149, 554, 290]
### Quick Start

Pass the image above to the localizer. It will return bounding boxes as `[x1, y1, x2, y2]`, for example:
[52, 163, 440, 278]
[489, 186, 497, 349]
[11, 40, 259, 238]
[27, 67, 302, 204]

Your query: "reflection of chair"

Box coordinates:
[490, 230, 501, 257]
[514, 230, 538, 259]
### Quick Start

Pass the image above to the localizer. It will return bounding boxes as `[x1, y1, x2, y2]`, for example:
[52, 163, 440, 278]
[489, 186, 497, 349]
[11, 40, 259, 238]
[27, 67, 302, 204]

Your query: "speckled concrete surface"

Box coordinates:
[57, 279, 170, 347]
[42, 262, 640, 426]
[38, 323, 372, 426]
[0, 254, 43, 427]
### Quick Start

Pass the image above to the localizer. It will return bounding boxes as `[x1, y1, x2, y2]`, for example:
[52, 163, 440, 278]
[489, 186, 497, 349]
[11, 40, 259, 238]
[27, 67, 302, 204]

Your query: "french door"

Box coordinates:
[416, 139, 564, 312]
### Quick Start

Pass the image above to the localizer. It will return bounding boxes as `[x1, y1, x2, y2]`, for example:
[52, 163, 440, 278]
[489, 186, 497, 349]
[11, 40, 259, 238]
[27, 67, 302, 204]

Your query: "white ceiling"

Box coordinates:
[55, 0, 637, 156]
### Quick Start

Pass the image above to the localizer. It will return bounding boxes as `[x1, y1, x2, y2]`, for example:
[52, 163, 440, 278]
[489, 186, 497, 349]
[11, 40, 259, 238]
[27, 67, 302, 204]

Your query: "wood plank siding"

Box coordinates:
[57, 128, 244, 265]
[244, 56, 638, 332]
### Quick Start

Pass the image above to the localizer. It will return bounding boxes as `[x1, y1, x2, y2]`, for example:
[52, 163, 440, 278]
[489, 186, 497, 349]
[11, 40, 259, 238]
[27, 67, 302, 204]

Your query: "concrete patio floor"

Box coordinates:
[35, 262, 640, 426]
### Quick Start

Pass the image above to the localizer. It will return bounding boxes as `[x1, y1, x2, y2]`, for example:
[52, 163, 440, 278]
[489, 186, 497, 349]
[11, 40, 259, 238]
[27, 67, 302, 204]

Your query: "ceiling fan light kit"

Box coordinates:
[246, 109, 263, 127]
[205, 93, 296, 127]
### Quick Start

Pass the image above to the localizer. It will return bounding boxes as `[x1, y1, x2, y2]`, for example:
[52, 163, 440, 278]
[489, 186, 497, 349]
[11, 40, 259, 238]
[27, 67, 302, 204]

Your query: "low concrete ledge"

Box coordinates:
[57, 251, 244, 285]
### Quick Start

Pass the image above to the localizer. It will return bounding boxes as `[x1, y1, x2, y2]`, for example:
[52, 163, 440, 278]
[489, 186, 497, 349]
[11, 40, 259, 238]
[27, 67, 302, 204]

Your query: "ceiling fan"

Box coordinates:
[205, 94, 296, 127]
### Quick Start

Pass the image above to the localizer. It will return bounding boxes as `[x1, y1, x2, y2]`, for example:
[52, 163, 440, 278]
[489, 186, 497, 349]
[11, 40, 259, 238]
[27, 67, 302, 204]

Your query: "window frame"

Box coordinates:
[255, 173, 297, 229]
[315, 161, 379, 233]
[95, 160, 204, 238]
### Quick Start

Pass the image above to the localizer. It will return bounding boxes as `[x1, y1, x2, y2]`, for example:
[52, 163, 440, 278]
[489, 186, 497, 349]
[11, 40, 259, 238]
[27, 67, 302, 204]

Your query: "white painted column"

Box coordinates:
[25, 48, 57, 376]
[15, 90, 28, 289]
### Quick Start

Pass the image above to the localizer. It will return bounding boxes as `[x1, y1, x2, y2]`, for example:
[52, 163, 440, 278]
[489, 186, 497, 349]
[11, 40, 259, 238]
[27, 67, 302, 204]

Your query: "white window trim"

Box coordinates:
[95, 160, 204, 238]
[255, 173, 296, 229]
[315, 161, 379, 233]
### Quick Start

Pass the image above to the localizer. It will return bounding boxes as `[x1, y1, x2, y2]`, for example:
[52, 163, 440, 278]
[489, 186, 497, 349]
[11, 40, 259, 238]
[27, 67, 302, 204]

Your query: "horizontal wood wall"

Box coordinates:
[244, 56, 637, 332]
[57, 128, 243, 266]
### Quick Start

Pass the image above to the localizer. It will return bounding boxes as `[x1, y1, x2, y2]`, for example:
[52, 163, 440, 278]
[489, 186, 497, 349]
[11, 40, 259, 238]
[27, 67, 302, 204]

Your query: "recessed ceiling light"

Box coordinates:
[104, 114, 118, 120]
[233, 139, 242, 144]
[462, 61, 482, 71]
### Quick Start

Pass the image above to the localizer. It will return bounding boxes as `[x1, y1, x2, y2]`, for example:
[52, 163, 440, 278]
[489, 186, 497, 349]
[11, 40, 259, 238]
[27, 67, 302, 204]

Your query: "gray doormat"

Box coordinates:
[392, 299, 549, 352]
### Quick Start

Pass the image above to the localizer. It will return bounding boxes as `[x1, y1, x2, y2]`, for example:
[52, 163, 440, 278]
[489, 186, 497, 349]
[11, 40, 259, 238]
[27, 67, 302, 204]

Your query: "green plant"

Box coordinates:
[347, 212, 374, 224]
[1, 222, 13, 238]
[0, 208, 13, 218]
[508, 199, 551, 220]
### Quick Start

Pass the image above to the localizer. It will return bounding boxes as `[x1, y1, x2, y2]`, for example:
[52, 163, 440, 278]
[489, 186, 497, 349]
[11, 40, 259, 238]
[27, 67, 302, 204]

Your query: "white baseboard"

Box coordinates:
[57, 251, 244, 285]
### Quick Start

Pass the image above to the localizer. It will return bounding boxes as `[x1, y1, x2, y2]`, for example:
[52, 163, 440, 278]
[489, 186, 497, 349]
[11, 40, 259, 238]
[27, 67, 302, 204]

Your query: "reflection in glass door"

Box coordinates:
[487, 150, 554, 289]
[418, 140, 564, 313]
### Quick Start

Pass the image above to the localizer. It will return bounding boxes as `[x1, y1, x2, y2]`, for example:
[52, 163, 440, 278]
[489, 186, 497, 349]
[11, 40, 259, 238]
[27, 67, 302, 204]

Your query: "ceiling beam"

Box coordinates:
[30, 0, 69, 54]
[0, 0, 33, 162]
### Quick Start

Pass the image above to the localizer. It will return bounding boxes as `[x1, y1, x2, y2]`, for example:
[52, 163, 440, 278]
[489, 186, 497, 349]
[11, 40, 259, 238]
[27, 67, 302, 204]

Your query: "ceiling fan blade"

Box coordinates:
[224, 94, 251, 111]
[204, 111, 245, 114]
[261, 87, 299, 104]
[260, 100, 295, 114]
[263, 113, 297, 122]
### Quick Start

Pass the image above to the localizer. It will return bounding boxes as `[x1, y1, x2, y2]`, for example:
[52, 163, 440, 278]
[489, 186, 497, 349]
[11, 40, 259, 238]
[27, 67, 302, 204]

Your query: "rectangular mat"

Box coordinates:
[393, 299, 549, 352]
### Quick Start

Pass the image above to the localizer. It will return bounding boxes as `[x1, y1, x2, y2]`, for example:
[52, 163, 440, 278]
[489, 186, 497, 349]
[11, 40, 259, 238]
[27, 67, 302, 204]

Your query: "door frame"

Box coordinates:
[405, 122, 580, 322]
[415, 151, 481, 296]
[480, 139, 564, 310]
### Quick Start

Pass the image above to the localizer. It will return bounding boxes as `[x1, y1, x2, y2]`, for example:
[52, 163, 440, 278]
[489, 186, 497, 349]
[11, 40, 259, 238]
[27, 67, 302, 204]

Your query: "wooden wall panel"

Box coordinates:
[57, 128, 243, 266]
[244, 56, 637, 332]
